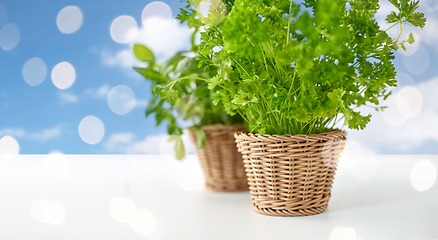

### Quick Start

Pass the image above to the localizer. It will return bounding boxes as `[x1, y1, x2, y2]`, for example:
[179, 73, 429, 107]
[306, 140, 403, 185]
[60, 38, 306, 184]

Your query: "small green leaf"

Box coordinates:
[194, 129, 206, 149]
[400, 41, 407, 51]
[388, 0, 401, 10]
[231, 98, 246, 106]
[293, 108, 311, 122]
[167, 121, 177, 135]
[327, 88, 346, 105]
[133, 44, 154, 61]
[407, 32, 415, 44]
[409, 12, 426, 29]
[146, 97, 161, 116]
[167, 121, 183, 136]
[385, 11, 399, 24]
[171, 135, 186, 161]
[133, 67, 167, 83]
[155, 111, 165, 125]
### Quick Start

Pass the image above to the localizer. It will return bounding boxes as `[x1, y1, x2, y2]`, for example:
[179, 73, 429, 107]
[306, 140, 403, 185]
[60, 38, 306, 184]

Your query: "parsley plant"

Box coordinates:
[177, 0, 426, 135]
[133, 29, 243, 158]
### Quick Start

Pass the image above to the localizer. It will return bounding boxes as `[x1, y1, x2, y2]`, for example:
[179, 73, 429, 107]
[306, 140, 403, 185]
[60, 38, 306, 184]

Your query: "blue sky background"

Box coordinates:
[0, 0, 187, 154]
[1, 0, 438, 155]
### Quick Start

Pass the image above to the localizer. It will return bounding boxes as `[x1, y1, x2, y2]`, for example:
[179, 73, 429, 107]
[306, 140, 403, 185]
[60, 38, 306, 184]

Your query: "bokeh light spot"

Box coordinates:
[46, 151, 71, 179]
[321, 139, 345, 168]
[175, 157, 204, 191]
[32, 200, 66, 225]
[174, 95, 204, 128]
[42, 201, 66, 225]
[78, 116, 105, 144]
[382, 95, 407, 128]
[0, 135, 19, 162]
[23, 57, 47, 87]
[0, 23, 20, 50]
[396, 25, 421, 56]
[110, 15, 138, 44]
[417, 4, 437, 37]
[51, 62, 76, 90]
[196, 0, 227, 26]
[395, 86, 422, 119]
[129, 208, 158, 236]
[329, 227, 357, 240]
[410, 160, 436, 192]
[31, 199, 48, 223]
[142, 1, 172, 31]
[374, 1, 397, 31]
[56, 6, 83, 34]
[402, 46, 429, 76]
[108, 85, 136, 115]
[396, 71, 415, 88]
[109, 196, 137, 223]
[339, 139, 362, 170]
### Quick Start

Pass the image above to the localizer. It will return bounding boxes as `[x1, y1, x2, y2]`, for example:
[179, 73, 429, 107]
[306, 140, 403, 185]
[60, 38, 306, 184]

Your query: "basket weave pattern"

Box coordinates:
[189, 124, 249, 192]
[235, 131, 346, 216]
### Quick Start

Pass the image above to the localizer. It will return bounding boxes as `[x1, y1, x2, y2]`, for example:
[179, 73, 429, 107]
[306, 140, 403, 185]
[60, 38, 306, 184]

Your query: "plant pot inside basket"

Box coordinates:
[235, 131, 346, 216]
[188, 124, 249, 192]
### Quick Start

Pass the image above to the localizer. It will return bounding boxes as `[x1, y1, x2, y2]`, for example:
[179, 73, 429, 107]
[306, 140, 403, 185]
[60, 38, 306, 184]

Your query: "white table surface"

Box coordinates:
[0, 154, 437, 240]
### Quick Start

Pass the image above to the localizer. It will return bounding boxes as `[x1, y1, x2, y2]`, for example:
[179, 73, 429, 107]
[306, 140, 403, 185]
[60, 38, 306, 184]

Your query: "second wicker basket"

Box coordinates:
[188, 124, 249, 192]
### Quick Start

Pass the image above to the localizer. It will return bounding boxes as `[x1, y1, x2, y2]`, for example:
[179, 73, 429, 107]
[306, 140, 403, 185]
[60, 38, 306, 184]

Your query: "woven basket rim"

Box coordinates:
[234, 129, 347, 141]
[198, 123, 247, 131]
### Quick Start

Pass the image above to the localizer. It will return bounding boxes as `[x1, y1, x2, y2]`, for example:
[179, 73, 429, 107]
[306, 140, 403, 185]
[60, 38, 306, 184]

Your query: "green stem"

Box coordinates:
[384, 22, 398, 32]
[168, 76, 233, 93]
[331, 114, 338, 129]
[395, 22, 406, 43]
[286, 0, 293, 45]
[232, 59, 251, 79]
[190, 27, 199, 51]
[306, 118, 318, 135]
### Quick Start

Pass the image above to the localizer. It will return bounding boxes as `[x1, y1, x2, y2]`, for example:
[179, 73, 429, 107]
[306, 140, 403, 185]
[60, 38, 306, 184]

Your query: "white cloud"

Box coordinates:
[104, 131, 195, 154]
[28, 126, 62, 141]
[135, 99, 148, 108]
[105, 133, 165, 154]
[0, 128, 26, 138]
[101, 18, 194, 71]
[104, 133, 137, 153]
[0, 125, 62, 141]
[101, 49, 144, 69]
[59, 92, 79, 104]
[126, 134, 167, 154]
[133, 19, 194, 61]
[346, 77, 438, 152]
[84, 84, 111, 100]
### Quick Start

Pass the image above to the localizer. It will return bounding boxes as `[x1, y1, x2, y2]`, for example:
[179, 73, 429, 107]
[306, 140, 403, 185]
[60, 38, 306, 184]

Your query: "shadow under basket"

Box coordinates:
[189, 124, 249, 192]
[234, 131, 346, 216]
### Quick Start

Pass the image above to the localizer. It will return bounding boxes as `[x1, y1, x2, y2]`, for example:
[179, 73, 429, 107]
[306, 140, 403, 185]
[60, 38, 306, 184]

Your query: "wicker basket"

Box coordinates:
[188, 124, 249, 192]
[235, 131, 346, 216]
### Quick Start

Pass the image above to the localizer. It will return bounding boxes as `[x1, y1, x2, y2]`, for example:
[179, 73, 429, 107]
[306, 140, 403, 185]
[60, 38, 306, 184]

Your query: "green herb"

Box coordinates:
[133, 29, 243, 158]
[165, 135, 185, 160]
[182, 0, 425, 135]
[194, 128, 206, 149]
